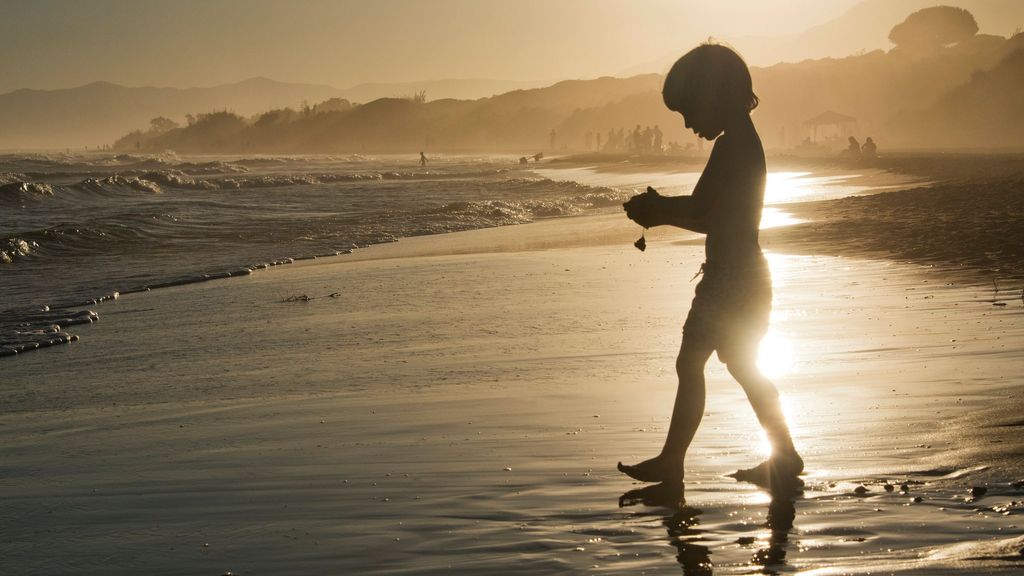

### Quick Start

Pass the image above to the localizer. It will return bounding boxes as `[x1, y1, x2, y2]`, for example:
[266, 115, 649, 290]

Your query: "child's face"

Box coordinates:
[678, 107, 723, 141]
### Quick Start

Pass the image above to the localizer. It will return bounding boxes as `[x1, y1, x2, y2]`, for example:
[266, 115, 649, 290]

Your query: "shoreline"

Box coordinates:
[6, 149, 1021, 365]
[548, 151, 1024, 284]
[7, 150, 1022, 362]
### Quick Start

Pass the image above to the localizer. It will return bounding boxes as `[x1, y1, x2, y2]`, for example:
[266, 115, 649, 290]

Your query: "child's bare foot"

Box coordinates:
[730, 452, 804, 492]
[617, 455, 683, 483]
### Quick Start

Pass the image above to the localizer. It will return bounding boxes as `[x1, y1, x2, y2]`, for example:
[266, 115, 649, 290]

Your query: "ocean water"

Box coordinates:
[1, 153, 629, 356]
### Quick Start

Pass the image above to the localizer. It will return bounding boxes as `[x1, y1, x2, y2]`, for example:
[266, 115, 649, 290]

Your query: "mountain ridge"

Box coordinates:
[0, 76, 553, 150]
[0, 77, 344, 150]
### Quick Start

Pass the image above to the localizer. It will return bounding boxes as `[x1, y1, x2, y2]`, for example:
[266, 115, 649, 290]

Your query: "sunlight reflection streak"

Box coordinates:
[758, 330, 794, 379]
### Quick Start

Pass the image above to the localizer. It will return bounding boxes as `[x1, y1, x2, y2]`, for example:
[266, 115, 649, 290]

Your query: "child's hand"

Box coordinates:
[623, 186, 664, 228]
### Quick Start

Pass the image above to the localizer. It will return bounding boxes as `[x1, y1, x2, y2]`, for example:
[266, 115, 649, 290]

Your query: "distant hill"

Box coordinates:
[621, 0, 1024, 72]
[114, 75, 663, 153]
[0, 77, 342, 150]
[115, 29, 1024, 154]
[0, 76, 558, 150]
[890, 44, 1024, 148]
[336, 78, 550, 103]
[739, 0, 1024, 66]
[111, 4, 1024, 154]
[750, 31, 1024, 150]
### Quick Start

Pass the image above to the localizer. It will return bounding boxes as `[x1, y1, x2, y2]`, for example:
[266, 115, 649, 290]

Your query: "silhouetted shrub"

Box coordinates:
[148, 116, 179, 133]
[889, 6, 978, 52]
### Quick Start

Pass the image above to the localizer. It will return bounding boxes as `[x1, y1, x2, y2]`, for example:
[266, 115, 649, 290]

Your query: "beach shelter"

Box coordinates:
[803, 110, 858, 143]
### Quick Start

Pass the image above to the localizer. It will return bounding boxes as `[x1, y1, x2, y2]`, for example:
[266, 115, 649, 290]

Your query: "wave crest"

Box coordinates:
[80, 175, 162, 194]
[0, 181, 55, 203]
[1, 237, 35, 263]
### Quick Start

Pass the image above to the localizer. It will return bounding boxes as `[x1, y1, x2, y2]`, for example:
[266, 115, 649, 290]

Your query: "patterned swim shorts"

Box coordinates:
[682, 256, 772, 364]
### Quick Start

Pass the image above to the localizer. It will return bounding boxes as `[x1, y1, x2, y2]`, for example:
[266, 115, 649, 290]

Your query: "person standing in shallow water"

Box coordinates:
[619, 44, 804, 489]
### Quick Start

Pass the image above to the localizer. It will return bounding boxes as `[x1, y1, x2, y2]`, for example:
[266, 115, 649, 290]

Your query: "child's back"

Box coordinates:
[695, 116, 766, 267]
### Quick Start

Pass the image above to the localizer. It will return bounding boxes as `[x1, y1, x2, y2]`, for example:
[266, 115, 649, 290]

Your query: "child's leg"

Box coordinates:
[726, 359, 803, 475]
[618, 341, 713, 483]
[664, 343, 715, 456]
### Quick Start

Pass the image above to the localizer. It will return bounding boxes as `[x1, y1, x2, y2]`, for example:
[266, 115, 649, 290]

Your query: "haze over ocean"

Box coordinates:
[3, 1, 1024, 574]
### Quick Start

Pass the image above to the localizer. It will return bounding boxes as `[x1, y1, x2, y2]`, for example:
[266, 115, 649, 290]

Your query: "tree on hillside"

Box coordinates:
[149, 116, 179, 133]
[311, 98, 353, 114]
[191, 111, 246, 134]
[255, 108, 299, 127]
[889, 6, 978, 52]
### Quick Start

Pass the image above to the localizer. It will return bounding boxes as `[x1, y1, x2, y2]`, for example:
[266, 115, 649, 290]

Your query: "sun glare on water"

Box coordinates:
[759, 206, 801, 229]
[764, 171, 870, 208]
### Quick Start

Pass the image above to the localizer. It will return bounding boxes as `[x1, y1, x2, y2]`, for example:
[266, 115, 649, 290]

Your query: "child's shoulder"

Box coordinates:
[716, 124, 763, 160]
[711, 133, 751, 159]
[723, 120, 760, 144]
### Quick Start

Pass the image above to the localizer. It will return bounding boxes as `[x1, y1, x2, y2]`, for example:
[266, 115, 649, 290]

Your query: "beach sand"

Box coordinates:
[3, 175, 1024, 574]
[765, 175, 1024, 283]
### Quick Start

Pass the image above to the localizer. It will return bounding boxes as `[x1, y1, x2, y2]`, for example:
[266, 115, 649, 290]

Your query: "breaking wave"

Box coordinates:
[1, 153, 633, 359]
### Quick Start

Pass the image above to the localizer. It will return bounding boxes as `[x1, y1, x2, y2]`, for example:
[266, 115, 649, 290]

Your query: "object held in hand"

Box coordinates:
[624, 186, 657, 251]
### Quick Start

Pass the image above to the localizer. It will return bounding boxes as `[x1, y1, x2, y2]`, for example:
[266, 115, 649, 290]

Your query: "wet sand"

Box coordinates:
[3, 174, 1024, 574]
[553, 151, 1024, 281]
[765, 175, 1024, 283]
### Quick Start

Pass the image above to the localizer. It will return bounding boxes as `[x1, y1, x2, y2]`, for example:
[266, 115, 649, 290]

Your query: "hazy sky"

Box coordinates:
[0, 0, 870, 92]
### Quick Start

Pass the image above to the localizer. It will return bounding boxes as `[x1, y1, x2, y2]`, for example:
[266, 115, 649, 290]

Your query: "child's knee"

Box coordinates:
[727, 361, 779, 396]
[675, 349, 708, 379]
[724, 360, 757, 379]
[725, 360, 763, 383]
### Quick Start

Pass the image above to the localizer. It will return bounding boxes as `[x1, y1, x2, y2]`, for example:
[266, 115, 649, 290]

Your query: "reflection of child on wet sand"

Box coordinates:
[619, 44, 804, 490]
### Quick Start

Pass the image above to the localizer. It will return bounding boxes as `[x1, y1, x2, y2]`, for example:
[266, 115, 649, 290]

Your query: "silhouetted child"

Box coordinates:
[619, 44, 804, 490]
[419, 151, 428, 166]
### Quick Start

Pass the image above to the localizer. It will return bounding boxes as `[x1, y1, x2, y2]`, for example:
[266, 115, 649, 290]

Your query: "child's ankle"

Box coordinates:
[656, 452, 684, 465]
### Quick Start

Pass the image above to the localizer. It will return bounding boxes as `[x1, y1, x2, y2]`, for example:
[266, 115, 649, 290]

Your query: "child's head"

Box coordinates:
[662, 44, 757, 140]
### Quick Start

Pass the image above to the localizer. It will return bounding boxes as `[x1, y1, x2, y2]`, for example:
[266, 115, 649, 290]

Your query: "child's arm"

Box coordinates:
[661, 195, 711, 233]
[623, 188, 710, 234]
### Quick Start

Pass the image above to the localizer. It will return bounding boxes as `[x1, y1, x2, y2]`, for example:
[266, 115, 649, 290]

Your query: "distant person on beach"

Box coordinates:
[419, 151, 428, 166]
[845, 136, 861, 158]
[619, 44, 804, 490]
[862, 137, 877, 157]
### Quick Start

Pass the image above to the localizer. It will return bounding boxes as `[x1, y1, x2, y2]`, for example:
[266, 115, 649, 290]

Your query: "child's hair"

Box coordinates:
[662, 44, 758, 118]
